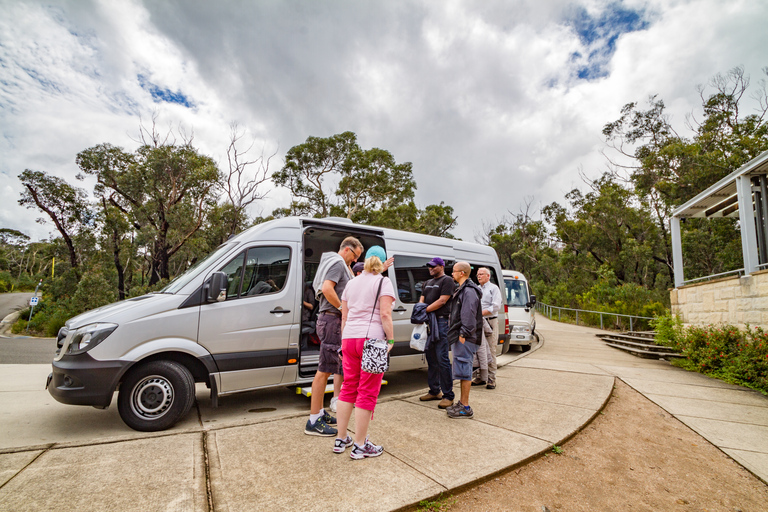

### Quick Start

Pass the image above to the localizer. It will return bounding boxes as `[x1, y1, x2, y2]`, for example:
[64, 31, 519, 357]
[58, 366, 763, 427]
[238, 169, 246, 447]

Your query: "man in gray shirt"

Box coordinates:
[305, 236, 364, 437]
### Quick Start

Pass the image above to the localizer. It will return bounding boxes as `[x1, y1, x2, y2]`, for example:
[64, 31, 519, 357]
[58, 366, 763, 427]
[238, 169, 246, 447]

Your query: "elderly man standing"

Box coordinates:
[472, 267, 502, 390]
[305, 236, 364, 436]
[446, 261, 483, 419]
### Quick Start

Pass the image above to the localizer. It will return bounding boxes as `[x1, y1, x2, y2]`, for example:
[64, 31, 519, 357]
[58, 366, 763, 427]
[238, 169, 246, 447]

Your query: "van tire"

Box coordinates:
[118, 360, 195, 432]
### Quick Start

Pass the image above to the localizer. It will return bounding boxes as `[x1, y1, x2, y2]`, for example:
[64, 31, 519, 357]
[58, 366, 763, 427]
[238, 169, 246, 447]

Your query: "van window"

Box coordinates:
[219, 246, 291, 299]
[504, 277, 530, 307]
[469, 265, 500, 287]
[393, 255, 454, 303]
[220, 252, 246, 299]
[241, 246, 291, 296]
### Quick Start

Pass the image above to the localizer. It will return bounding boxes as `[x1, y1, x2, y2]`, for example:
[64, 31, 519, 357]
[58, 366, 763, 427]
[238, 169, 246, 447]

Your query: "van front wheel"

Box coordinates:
[118, 360, 195, 432]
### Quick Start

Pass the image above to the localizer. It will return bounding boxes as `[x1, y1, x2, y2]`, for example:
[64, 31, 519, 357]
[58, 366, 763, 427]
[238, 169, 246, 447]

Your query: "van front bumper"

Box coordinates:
[47, 353, 129, 408]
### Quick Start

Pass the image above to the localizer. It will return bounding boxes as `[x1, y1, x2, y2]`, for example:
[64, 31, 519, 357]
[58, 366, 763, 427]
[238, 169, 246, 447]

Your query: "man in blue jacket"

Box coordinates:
[446, 261, 483, 419]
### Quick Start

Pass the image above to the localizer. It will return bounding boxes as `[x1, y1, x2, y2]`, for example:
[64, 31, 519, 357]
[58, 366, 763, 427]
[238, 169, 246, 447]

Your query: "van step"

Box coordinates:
[296, 380, 388, 397]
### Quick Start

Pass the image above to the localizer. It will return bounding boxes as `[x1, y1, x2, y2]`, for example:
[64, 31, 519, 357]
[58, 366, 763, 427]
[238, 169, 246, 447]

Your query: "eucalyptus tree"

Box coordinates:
[77, 141, 222, 285]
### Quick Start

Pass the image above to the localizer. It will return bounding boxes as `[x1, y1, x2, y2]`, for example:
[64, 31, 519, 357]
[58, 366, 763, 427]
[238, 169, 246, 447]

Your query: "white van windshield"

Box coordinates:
[504, 278, 529, 307]
[161, 242, 236, 294]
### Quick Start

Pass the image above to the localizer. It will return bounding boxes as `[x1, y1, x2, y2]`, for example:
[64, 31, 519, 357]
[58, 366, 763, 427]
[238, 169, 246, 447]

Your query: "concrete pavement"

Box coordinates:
[0, 316, 766, 511]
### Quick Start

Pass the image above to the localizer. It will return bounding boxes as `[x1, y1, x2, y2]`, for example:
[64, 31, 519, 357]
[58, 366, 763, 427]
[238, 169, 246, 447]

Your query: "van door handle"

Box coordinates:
[270, 308, 291, 314]
[393, 307, 407, 312]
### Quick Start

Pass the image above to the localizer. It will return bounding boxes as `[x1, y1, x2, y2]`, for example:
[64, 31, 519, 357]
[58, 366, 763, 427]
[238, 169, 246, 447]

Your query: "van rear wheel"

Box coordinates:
[118, 360, 195, 432]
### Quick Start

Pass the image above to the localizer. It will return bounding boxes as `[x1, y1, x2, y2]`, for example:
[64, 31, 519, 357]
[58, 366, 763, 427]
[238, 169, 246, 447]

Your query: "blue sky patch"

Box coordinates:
[137, 74, 193, 108]
[565, 2, 650, 80]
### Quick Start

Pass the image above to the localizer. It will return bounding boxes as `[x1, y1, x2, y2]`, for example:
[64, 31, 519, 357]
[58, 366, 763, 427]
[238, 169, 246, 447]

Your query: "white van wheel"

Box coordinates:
[118, 360, 195, 432]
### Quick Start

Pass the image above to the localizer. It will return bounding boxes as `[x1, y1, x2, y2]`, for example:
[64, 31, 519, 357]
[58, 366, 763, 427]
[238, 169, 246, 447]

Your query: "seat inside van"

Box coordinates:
[299, 222, 386, 377]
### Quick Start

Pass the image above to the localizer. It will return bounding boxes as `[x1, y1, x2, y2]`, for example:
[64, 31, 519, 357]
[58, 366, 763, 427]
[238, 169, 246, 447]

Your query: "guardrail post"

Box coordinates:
[576, 311, 579, 325]
[600, 313, 603, 330]
[630, 316, 633, 332]
[558, 309, 561, 321]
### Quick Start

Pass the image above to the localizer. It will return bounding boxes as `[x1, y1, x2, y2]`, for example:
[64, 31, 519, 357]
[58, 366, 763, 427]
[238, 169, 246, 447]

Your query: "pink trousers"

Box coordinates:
[338, 337, 384, 412]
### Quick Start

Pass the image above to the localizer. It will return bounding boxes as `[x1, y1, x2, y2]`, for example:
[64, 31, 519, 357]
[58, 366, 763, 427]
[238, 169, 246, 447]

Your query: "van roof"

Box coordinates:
[502, 269, 528, 281]
[229, 216, 500, 262]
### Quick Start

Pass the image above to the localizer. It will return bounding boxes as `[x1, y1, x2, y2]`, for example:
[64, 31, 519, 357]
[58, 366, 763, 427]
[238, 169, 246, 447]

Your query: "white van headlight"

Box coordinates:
[511, 325, 531, 333]
[67, 323, 118, 355]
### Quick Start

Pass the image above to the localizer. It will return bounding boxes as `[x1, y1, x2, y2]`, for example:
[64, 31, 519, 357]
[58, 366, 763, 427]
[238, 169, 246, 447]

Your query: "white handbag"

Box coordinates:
[410, 324, 428, 351]
[361, 277, 389, 374]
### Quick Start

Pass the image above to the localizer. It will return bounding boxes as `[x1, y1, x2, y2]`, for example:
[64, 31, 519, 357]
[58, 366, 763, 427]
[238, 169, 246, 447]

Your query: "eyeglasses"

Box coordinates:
[452, 270, 465, 275]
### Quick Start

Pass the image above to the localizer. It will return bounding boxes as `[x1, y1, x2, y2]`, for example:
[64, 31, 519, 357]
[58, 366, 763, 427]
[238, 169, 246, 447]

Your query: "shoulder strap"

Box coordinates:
[364, 276, 386, 339]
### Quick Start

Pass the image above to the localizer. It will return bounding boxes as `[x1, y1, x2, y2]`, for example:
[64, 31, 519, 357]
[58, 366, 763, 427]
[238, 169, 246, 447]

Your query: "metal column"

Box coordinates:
[737, 175, 760, 275]
[671, 216, 685, 287]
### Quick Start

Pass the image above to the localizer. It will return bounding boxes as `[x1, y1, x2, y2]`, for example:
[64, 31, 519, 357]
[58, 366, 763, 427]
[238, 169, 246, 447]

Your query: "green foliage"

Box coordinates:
[656, 321, 768, 395]
[273, 131, 457, 237]
[651, 313, 683, 348]
[417, 494, 455, 512]
[552, 445, 564, 454]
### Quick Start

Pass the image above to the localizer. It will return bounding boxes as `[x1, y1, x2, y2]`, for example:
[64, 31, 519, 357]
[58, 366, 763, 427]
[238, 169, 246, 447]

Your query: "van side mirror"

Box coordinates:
[527, 295, 537, 307]
[206, 272, 228, 303]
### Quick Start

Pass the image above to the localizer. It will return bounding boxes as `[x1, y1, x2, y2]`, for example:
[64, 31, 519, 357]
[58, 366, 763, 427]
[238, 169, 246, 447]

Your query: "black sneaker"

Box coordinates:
[471, 380, 486, 387]
[305, 417, 338, 436]
[322, 410, 337, 425]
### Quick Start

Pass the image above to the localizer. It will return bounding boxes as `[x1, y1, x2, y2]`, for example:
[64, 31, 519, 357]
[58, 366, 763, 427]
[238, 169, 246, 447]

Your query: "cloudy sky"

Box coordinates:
[1, 0, 767, 242]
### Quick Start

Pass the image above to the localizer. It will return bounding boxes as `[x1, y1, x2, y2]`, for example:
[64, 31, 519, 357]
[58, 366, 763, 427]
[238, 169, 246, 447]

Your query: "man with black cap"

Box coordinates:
[418, 256, 455, 409]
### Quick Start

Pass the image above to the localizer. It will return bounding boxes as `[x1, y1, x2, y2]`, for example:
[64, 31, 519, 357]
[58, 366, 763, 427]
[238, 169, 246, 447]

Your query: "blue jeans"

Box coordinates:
[426, 317, 454, 400]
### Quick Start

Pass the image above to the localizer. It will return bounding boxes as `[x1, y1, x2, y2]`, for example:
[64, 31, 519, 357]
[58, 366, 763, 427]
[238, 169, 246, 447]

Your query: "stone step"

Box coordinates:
[597, 332, 660, 344]
[603, 342, 684, 359]
[596, 335, 675, 353]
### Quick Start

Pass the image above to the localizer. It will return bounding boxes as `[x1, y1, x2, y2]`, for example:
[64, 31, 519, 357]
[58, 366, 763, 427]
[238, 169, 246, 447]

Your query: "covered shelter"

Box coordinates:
[671, 149, 768, 287]
[670, 149, 768, 328]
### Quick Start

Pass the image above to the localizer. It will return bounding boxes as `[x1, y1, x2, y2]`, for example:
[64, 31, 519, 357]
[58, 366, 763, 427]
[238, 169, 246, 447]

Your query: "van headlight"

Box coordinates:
[67, 323, 118, 355]
[511, 325, 531, 333]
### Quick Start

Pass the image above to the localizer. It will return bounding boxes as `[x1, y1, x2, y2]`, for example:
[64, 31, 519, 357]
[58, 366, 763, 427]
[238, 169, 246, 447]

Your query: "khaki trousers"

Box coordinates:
[473, 317, 498, 384]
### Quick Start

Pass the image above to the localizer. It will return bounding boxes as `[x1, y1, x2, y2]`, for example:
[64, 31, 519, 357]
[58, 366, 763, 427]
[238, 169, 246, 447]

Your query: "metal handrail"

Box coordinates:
[534, 301, 656, 331]
[682, 268, 744, 285]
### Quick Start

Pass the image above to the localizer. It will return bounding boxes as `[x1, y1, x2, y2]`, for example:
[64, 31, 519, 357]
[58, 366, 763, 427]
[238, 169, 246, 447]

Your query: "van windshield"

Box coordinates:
[504, 278, 529, 307]
[161, 243, 236, 294]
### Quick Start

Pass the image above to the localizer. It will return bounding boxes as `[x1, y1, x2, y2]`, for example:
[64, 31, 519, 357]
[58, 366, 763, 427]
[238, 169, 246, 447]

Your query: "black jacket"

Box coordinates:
[410, 302, 440, 351]
[447, 279, 483, 345]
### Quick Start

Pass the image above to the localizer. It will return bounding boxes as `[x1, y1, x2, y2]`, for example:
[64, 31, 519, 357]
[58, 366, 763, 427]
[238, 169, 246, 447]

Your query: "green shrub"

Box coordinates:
[651, 313, 683, 349]
[662, 322, 768, 395]
[725, 327, 768, 392]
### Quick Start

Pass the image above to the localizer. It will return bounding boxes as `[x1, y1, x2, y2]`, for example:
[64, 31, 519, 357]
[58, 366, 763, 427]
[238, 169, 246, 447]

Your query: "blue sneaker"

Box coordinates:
[305, 417, 338, 436]
[322, 410, 337, 425]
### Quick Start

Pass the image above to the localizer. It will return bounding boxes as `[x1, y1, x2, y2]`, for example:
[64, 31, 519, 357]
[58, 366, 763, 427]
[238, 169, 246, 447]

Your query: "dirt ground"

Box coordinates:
[426, 379, 768, 512]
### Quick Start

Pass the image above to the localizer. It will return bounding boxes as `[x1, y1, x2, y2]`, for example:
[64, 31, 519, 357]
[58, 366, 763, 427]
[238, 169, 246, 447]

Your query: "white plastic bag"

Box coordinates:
[410, 324, 428, 351]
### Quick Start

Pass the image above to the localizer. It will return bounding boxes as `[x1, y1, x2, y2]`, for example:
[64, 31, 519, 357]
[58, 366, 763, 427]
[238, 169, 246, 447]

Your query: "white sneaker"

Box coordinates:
[330, 396, 338, 413]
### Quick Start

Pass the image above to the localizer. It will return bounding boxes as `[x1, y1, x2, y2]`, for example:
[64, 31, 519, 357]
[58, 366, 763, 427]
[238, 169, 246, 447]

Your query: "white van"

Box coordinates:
[502, 270, 536, 350]
[47, 217, 507, 431]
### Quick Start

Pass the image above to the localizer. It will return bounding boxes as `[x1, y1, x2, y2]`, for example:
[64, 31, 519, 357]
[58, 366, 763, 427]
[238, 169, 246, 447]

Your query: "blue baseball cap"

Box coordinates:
[426, 257, 445, 267]
[366, 245, 387, 262]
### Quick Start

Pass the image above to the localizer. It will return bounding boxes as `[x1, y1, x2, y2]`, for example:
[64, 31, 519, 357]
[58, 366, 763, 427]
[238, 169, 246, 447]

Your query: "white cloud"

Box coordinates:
[1, 0, 766, 244]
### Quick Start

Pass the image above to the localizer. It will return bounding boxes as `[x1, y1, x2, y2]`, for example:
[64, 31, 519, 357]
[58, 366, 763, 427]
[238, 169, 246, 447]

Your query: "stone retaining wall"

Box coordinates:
[670, 269, 768, 329]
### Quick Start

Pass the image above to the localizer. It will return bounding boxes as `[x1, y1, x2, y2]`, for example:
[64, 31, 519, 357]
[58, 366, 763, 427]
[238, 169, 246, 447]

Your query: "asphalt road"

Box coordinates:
[0, 292, 34, 319]
[0, 292, 55, 364]
[0, 337, 57, 364]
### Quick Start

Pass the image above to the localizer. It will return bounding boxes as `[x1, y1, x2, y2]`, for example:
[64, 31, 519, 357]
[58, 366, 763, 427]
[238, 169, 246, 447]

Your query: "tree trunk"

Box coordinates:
[112, 228, 125, 301]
